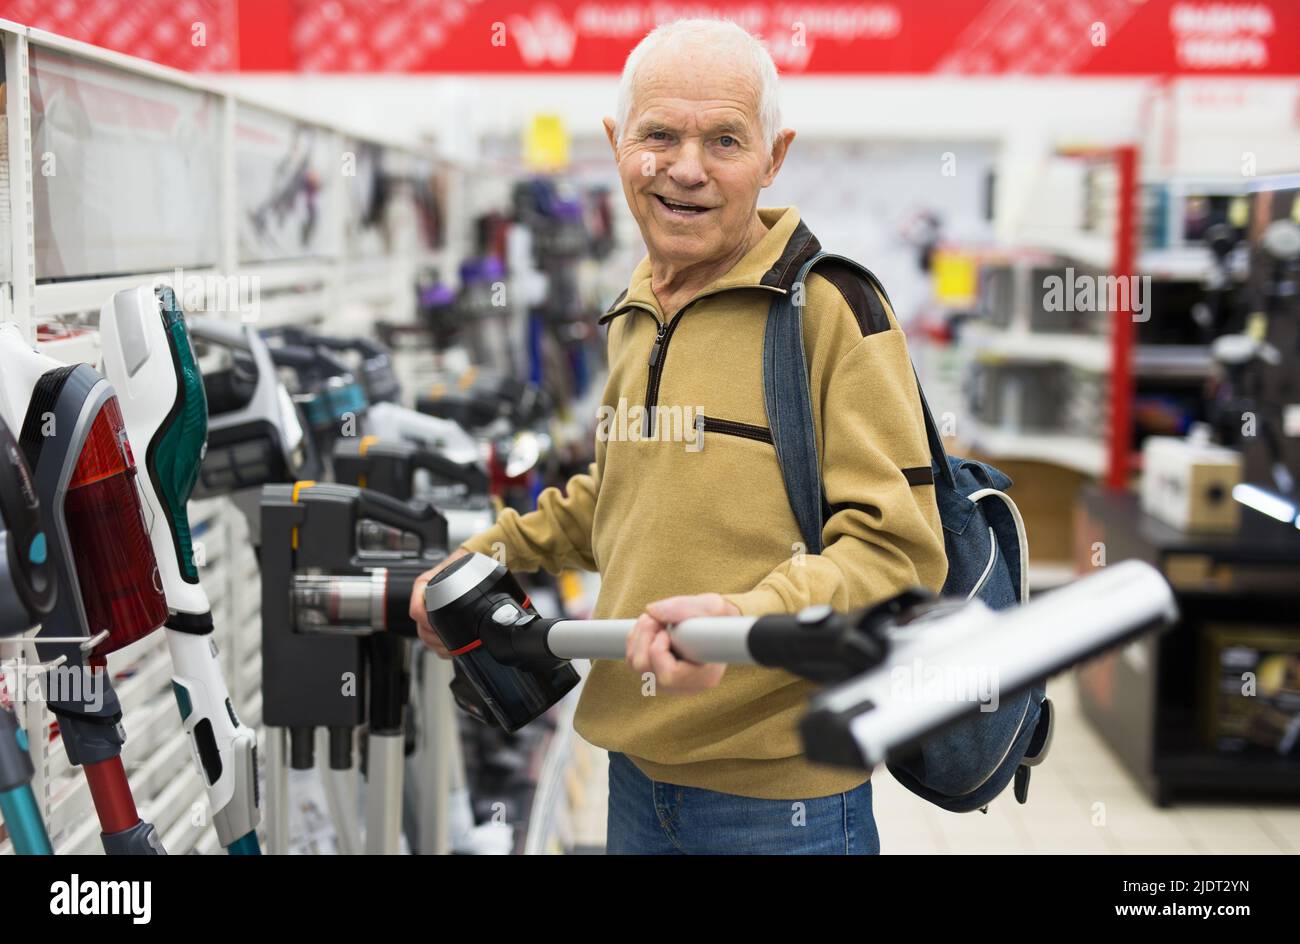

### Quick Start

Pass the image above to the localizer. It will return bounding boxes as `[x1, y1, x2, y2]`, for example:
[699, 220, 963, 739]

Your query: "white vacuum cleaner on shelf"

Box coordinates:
[99, 285, 262, 854]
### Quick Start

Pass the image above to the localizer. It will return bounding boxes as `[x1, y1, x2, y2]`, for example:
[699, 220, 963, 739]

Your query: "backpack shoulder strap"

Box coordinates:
[762, 252, 956, 555]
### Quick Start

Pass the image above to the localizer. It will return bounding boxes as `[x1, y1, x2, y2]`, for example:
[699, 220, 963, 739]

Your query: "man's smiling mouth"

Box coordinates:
[654, 194, 712, 215]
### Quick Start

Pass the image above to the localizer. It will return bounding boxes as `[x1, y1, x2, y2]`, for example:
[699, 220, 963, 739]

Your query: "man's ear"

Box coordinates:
[602, 116, 619, 155]
[761, 129, 796, 187]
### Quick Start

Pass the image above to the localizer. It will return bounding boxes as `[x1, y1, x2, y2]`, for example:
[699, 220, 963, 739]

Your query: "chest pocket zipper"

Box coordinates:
[694, 415, 774, 451]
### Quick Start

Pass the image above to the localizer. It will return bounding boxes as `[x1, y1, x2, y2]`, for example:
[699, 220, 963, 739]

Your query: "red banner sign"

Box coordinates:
[3, 0, 1298, 75]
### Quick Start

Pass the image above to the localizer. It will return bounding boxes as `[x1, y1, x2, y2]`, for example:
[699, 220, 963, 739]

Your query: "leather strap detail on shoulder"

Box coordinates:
[762, 219, 821, 291]
[901, 466, 935, 486]
[816, 260, 891, 336]
[598, 289, 630, 324]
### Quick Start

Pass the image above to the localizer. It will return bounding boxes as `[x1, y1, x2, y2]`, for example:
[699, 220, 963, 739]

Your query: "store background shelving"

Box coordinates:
[0, 18, 482, 855]
[918, 123, 1300, 584]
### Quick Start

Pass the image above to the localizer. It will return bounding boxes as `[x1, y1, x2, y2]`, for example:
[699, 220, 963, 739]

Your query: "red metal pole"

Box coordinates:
[83, 756, 143, 835]
[1107, 145, 1139, 492]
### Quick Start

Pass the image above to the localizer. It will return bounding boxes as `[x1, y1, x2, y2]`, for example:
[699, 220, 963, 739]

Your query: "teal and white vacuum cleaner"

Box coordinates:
[0, 412, 57, 854]
[99, 285, 261, 855]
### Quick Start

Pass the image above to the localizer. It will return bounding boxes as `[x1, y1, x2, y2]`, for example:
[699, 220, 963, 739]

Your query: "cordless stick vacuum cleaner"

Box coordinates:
[189, 316, 320, 518]
[363, 401, 482, 468]
[794, 563, 1176, 768]
[271, 328, 493, 543]
[261, 482, 447, 854]
[264, 326, 483, 465]
[0, 325, 167, 854]
[99, 285, 261, 855]
[265, 343, 369, 468]
[333, 437, 491, 548]
[265, 327, 402, 406]
[425, 554, 1178, 774]
[0, 414, 57, 854]
[330, 438, 508, 854]
[269, 338, 496, 544]
[417, 369, 551, 434]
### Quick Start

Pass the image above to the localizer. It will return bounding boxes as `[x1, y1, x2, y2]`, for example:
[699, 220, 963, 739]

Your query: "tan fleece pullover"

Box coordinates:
[461, 206, 947, 799]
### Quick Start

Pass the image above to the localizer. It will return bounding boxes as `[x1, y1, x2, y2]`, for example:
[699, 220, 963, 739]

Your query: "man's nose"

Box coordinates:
[665, 140, 708, 188]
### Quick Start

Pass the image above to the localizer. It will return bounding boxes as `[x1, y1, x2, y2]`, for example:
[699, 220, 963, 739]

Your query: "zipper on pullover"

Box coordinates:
[642, 312, 685, 437]
[693, 415, 774, 450]
[615, 284, 785, 438]
[647, 321, 668, 370]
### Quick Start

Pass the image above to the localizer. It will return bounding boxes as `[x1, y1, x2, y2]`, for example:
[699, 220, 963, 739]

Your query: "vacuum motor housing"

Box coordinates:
[424, 553, 580, 732]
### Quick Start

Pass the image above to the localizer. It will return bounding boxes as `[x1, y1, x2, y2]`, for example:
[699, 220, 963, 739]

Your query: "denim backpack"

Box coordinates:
[764, 251, 1053, 812]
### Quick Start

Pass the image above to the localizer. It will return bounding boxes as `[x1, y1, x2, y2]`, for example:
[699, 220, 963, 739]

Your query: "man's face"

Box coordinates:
[605, 46, 789, 270]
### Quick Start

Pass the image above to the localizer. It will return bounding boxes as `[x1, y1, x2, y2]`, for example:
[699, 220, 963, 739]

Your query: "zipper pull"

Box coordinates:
[647, 323, 667, 368]
[694, 413, 705, 452]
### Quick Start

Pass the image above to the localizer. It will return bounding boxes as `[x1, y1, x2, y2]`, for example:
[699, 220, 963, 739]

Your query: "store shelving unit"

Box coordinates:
[954, 147, 1246, 488]
[962, 419, 1108, 477]
[973, 145, 1142, 488]
[0, 17, 464, 855]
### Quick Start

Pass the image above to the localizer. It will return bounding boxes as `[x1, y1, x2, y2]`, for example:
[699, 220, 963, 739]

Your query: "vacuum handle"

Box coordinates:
[319, 335, 387, 359]
[0, 416, 55, 628]
[270, 327, 387, 360]
[268, 344, 325, 371]
[544, 616, 757, 664]
[188, 315, 246, 348]
[412, 448, 488, 493]
[268, 344, 355, 391]
[202, 360, 258, 415]
[356, 489, 448, 552]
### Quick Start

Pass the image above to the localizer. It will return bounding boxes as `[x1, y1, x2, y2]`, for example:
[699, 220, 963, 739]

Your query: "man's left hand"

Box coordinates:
[626, 593, 739, 693]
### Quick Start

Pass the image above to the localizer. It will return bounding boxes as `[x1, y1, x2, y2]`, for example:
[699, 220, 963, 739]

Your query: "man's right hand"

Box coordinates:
[409, 547, 470, 658]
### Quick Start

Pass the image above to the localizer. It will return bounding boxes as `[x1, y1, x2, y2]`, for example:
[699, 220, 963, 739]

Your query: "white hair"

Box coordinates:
[614, 18, 781, 148]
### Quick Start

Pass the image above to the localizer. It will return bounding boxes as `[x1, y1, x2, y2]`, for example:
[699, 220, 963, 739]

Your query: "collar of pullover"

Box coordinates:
[600, 206, 821, 324]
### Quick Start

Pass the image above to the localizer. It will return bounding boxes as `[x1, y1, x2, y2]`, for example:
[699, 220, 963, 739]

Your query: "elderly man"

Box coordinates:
[411, 18, 946, 855]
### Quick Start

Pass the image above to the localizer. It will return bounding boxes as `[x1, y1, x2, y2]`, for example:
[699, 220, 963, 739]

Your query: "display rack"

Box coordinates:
[958, 145, 1143, 487]
[0, 17, 465, 855]
[954, 146, 1255, 491]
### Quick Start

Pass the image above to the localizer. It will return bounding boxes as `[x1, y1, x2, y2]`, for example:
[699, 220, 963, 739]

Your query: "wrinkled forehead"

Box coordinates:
[628, 43, 762, 130]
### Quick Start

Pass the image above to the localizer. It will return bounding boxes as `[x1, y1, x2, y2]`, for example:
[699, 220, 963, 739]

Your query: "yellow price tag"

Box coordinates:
[524, 114, 569, 172]
[1228, 196, 1249, 228]
[932, 250, 977, 307]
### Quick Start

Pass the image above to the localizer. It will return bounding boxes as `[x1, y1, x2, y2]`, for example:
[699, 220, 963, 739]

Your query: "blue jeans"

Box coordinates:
[605, 752, 880, 855]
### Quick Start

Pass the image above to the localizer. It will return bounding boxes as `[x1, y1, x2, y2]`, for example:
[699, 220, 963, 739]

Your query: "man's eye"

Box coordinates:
[718, 135, 736, 147]
[648, 131, 670, 141]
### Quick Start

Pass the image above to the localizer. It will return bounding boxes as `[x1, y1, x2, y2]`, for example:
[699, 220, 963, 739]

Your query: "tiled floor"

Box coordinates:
[568, 672, 1300, 854]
